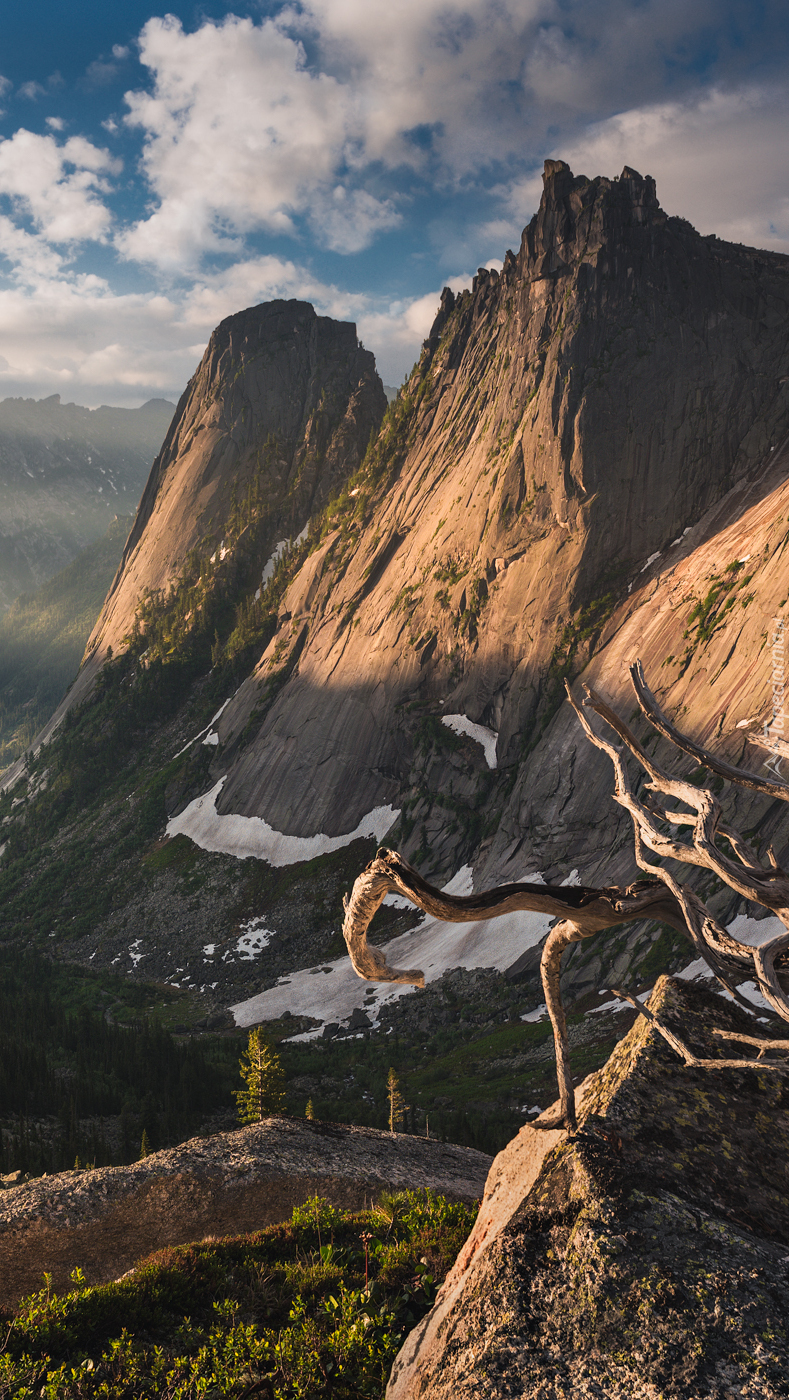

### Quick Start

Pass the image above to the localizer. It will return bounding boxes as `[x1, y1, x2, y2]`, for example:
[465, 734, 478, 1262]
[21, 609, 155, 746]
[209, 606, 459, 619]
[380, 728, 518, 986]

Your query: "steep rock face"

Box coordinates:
[87, 300, 385, 666]
[480, 427, 789, 922]
[208, 161, 789, 853]
[387, 977, 789, 1399]
[9, 300, 386, 777]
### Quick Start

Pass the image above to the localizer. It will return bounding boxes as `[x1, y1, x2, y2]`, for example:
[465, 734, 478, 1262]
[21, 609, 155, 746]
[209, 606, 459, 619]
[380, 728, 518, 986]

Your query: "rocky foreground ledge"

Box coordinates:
[0, 1117, 490, 1307]
[388, 976, 789, 1400]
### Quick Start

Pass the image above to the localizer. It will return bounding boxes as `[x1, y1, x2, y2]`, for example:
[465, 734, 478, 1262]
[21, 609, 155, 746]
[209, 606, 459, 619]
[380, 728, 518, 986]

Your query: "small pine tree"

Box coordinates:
[139, 1130, 150, 1159]
[305, 1098, 315, 1120]
[235, 1028, 286, 1124]
[387, 1067, 406, 1133]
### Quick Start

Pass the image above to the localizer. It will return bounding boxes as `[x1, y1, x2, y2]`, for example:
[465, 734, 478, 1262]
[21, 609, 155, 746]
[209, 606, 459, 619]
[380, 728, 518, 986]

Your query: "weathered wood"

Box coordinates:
[342, 664, 789, 1128]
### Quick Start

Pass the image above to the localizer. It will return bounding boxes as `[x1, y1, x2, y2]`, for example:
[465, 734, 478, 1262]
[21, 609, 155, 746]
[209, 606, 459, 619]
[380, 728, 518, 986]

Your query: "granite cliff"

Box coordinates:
[195, 158, 789, 861]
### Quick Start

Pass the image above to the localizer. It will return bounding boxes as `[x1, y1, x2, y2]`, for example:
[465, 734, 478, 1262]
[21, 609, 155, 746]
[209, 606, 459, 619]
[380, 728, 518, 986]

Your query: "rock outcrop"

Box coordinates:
[0, 1117, 490, 1308]
[387, 976, 789, 1399]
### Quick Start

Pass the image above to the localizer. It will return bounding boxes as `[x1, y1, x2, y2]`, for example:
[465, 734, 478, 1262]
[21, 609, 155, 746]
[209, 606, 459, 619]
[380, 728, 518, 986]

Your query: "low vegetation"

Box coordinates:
[0, 1191, 477, 1399]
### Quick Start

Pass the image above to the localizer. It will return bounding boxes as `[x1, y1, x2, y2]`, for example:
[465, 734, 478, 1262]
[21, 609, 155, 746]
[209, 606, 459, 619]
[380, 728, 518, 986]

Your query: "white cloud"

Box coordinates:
[309, 186, 401, 255]
[119, 14, 357, 268]
[116, 4, 556, 270]
[0, 215, 66, 282]
[84, 59, 121, 88]
[0, 4, 787, 406]
[0, 129, 120, 244]
[18, 80, 46, 101]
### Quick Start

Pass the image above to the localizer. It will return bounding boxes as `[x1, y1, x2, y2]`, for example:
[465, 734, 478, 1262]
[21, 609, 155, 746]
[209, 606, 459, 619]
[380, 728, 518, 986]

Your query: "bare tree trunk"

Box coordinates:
[539, 921, 585, 1130]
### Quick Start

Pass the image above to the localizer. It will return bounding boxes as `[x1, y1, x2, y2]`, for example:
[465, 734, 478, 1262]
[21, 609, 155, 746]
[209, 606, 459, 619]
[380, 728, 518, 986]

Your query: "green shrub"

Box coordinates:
[0, 1191, 478, 1398]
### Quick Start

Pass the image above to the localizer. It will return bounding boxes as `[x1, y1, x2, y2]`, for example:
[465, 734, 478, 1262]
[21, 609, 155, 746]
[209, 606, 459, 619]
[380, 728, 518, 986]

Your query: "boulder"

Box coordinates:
[0, 1117, 490, 1308]
[387, 976, 789, 1399]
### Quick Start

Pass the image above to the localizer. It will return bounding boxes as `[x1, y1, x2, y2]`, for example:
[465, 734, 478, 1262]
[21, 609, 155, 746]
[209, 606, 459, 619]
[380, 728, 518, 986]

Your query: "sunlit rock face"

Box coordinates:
[87, 299, 386, 665]
[205, 160, 789, 867]
[17, 298, 387, 776]
[32, 164, 789, 894]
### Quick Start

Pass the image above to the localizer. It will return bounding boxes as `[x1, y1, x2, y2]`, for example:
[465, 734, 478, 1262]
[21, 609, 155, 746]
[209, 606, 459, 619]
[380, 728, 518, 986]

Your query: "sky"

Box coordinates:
[0, 0, 787, 407]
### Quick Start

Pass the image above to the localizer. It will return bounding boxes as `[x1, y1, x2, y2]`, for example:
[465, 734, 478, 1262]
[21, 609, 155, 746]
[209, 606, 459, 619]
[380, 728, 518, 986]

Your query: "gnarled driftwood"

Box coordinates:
[342, 662, 789, 1130]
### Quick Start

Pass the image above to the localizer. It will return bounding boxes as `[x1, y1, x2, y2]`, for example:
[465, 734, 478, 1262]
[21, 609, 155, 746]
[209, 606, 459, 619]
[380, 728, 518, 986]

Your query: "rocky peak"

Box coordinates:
[519, 159, 665, 280]
[113, 299, 384, 609]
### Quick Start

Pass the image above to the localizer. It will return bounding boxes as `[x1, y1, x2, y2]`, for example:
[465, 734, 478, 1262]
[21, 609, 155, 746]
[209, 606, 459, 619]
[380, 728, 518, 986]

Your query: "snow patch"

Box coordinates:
[260, 539, 288, 587]
[726, 913, 785, 947]
[441, 715, 498, 769]
[202, 731, 220, 746]
[129, 940, 144, 967]
[166, 777, 399, 866]
[640, 551, 661, 572]
[589, 989, 652, 1016]
[521, 1004, 548, 1023]
[236, 916, 274, 961]
[203, 943, 216, 957]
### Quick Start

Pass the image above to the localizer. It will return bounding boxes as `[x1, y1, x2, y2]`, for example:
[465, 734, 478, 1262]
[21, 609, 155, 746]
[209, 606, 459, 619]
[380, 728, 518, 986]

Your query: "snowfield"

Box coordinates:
[229, 889, 784, 1035]
[166, 777, 399, 865]
[440, 714, 498, 768]
[230, 867, 581, 1036]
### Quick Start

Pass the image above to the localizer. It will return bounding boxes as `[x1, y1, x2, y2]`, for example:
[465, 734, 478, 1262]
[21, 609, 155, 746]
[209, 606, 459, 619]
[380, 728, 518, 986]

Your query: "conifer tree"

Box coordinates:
[387, 1067, 406, 1133]
[235, 1028, 285, 1123]
[139, 1130, 150, 1159]
[305, 1098, 315, 1120]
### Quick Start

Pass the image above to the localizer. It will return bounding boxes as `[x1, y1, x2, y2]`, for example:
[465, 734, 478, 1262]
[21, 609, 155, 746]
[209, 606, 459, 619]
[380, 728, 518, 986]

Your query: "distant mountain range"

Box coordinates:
[0, 516, 133, 767]
[0, 394, 175, 612]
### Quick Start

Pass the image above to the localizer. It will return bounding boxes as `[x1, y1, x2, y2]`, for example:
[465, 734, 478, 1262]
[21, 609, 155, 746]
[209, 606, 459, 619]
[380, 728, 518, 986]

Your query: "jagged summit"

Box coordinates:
[521, 159, 664, 279]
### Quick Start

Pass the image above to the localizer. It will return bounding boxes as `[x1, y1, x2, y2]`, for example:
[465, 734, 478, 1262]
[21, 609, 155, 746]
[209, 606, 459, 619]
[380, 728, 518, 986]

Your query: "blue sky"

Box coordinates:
[0, 0, 787, 406]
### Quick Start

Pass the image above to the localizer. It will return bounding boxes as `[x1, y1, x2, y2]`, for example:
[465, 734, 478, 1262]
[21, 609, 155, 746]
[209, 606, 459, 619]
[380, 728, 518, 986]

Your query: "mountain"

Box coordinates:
[48, 159, 788, 868]
[0, 394, 175, 613]
[1, 162, 789, 1150]
[0, 516, 133, 767]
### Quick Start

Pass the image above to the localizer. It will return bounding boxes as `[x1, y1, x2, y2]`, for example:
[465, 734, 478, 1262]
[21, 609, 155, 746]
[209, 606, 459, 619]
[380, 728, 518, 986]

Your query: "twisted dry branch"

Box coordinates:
[611, 987, 789, 1071]
[341, 664, 789, 1131]
[342, 849, 689, 1130]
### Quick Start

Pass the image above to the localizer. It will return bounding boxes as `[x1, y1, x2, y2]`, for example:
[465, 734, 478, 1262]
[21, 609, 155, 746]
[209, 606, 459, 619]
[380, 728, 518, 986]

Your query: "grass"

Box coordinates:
[0, 1191, 478, 1399]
